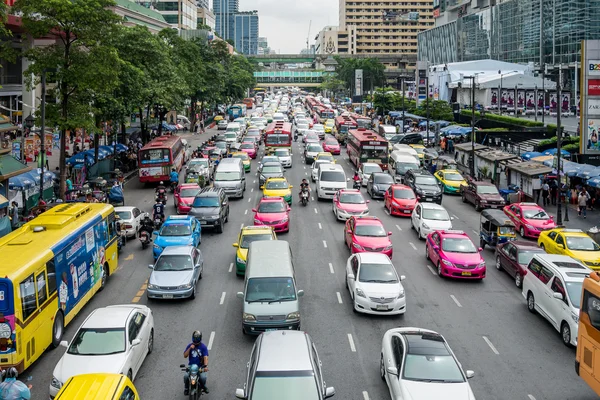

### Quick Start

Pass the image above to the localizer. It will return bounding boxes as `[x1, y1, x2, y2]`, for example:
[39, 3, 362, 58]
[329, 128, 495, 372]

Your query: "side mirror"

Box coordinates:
[252, 208, 257, 213]
[60, 340, 68, 348]
[235, 389, 247, 399]
[260, 186, 264, 190]
[148, 264, 154, 269]
[400, 275, 406, 281]
[131, 338, 141, 347]
[466, 370, 475, 379]
[152, 231, 159, 236]
[287, 207, 291, 211]
[366, 200, 370, 203]
[289, 185, 294, 188]
[325, 387, 336, 398]
[346, 229, 352, 234]
[557, 244, 564, 249]
[386, 366, 398, 376]
[388, 231, 392, 236]
[478, 247, 483, 252]
[297, 289, 304, 297]
[233, 243, 239, 248]
[236, 291, 244, 299]
[347, 273, 355, 280]
[553, 292, 564, 300]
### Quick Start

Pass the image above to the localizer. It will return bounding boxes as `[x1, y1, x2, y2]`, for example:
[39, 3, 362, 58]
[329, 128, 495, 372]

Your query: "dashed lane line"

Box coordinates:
[131, 279, 148, 303]
[336, 292, 343, 304]
[426, 265, 437, 275]
[244, 209, 248, 215]
[483, 336, 500, 355]
[318, 223, 322, 229]
[329, 263, 334, 274]
[251, 188, 254, 192]
[219, 292, 226, 305]
[247, 197, 252, 202]
[450, 295, 462, 308]
[362, 392, 370, 400]
[207, 331, 215, 350]
[240, 223, 244, 229]
[396, 224, 402, 231]
[409, 242, 417, 251]
[314, 208, 318, 214]
[452, 214, 459, 219]
[228, 263, 233, 273]
[528, 395, 537, 400]
[347, 334, 356, 352]
[323, 240, 328, 248]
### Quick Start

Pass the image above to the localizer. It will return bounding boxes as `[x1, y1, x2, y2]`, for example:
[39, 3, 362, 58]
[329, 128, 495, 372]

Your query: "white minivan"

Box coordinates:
[316, 164, 347, 200]
[389, 151, 420, 183]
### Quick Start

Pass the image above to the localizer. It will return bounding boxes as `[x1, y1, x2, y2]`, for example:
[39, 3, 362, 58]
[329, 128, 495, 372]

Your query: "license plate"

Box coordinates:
[461, 271, 472, 276]
[200, 221, 208, 225]
[404, 210, 410, 214]
[490, 205, 497, 209]
[376, 305, 388, 310]
[266, 328, 276, 332]
[425, 198, 432, 202]
[163, 294, 173, 299]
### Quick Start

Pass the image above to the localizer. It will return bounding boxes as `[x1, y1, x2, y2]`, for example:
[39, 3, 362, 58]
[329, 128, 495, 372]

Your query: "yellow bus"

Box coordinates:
[0, 203, 119, 373]
[576, 271, 600, 396]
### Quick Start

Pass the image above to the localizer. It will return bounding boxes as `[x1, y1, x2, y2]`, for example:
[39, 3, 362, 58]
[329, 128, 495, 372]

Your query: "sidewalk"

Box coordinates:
[539, 200, 600, 232]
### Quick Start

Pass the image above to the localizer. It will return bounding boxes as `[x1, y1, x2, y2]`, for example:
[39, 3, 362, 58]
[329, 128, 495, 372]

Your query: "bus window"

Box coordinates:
[107, 214, 117, 242]
[47, 260, 57, 296]
[20, 275, 37, 320]
[35, 272, 47, 305]
[584, 290, 600, 329]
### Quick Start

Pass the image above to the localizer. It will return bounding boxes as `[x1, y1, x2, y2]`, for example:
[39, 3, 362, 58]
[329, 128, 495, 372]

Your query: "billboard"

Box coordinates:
[526, 91, 535, 110]
[581, 42, 600, 155]
[355, 69, 363, 97]
[589, 79, 600, 95]
[491, 89, 498, 106]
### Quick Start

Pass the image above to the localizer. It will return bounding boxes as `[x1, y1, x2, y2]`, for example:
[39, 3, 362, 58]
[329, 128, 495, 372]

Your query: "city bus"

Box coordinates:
[350, 113, 372, 129]
[347, 128, 389, 170]
[0, 203, 119, 373]
[264, 121, 293, 154]
[334, 115, 357, 145]
[138, 135, 185, 183]
[576, 271, 600, 396]
[228, 103, 247, 119]
[316, 106, 336, 123]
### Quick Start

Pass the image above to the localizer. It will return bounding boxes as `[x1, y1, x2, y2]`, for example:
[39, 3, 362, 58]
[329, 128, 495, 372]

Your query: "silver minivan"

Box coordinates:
[237, 240, 304, 335]
[378, 124, 397, 141]
[389, 151, 420, 183]
[214, 158, 246, 198]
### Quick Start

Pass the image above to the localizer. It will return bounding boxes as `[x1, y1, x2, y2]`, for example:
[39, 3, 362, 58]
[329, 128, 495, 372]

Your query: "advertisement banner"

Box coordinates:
[354, 69, 363, 97]
[589, 99, 600, 113]
[589, 60, 600, 76]
[53, 132, 60, 151]
[526, 91, 535, 110]
[45, 133, 53, 156]
[517, 90, 525, 108]
[24, 138, 34, 163]
[11, 141, 21, 160]
[589, 79, 600, 95]
[560, 92, 570, 113]
[586, 119, 600, 151]
[491, 89, 498, 106]
[507, 91, 515, 108]
[537, 91, 545, 109]
[501, 90, 508, 106]
[549, 92, 558, 111]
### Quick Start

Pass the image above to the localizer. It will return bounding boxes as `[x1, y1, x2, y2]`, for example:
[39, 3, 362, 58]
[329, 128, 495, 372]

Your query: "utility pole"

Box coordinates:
[40, 70, 46, 197]
[470, 76, 476, 177]
[534, 85, 538, 122]
[556, 64, 563, 225]
[425, 76, 430, 147]
[401, 78, 406, 133]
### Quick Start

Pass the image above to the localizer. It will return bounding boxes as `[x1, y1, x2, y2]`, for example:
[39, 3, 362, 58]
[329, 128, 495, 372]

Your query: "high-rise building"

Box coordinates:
[196, 0, 210, 10]
[257, 37, 270, 55]
[154, 0, 197, 30]
[338, 0, 434, 69]
[214, 0, 239, 41]
[234, 11, 259, 55]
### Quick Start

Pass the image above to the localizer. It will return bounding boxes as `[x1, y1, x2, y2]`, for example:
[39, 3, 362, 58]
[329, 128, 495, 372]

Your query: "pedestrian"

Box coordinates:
[0, 367, 31, 399]
[578, 188, 590, 218]
[200, 118, 205, 133]
[541, 180, 550, 206]
[549, 179, 558, 206]
[10, 202, 19, 230]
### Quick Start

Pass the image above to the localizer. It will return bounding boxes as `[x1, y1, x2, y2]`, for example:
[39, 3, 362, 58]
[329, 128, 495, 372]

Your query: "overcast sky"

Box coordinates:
[240, 0, 339, 53]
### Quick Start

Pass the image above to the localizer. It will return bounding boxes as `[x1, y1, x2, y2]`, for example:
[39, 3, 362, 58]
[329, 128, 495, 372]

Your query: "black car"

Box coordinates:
[389, 133, 423, 145]
[188, 187, 229, 233]
[367, 172, 394, 199]
[258, 161, 285, 186]
[404, 169, 443, 204]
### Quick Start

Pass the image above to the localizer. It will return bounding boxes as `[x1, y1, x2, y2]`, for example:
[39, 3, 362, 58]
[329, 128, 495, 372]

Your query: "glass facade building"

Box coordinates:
[214, 0, 239, 41]
[234, 12, 259, 55]
[418, 0, 600, 66]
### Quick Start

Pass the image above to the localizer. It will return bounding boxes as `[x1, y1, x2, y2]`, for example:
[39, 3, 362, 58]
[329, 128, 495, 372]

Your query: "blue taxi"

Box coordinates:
[153, 215, 201, 259]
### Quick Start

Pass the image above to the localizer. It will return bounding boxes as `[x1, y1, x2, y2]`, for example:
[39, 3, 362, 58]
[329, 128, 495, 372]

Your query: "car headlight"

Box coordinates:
[356, 288, 366, 298]
[525, 224, 535, 230]
[236, 256, 246, 264]
[282, 217, 289, 223]
[51, 377, 62, 389]
[479, 261, 486, 267]
[147, 284, 158, 289]
[243, 313, 256, 322]
[398, 290, 405, 299]
[178, 283, 192, 289]
[373, 185, 379, 191]
[254, 219, 262, 224]
[480, 199, 487, 203]
[415, 188, 423, 194]
[353, 243, 364, 250]
[286, 312, 300, 320]
[441, 259, 453, 266]
[572, 311, 579, 323]
[422, 223, 430, 230]
[210, 215, 220, 220]
[153, 244, 162, 250]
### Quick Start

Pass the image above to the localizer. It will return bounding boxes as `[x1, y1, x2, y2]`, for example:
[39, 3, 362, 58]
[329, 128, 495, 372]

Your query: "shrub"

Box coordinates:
[460, 110, 544, 127]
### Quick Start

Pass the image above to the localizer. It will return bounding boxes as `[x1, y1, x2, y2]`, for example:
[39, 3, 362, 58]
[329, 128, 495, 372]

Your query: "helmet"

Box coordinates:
[172, 168, 176, 172]
[192, 330, 202, 344]
[159, 181, 164, 185]
[144, 212, 150, 219]
[6, 367, 17, 379]
[115, 215, 120, 220]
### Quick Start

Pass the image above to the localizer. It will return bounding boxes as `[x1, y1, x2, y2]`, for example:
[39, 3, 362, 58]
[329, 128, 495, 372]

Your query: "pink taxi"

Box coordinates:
[240, 142, 257, 159]
[503, 202, 557, 238]
[344, 216, 393, 258]
[426, 230, 486, 280]
[174, 183, 201, 214]
[253, 197, 290, 233]
[322, 138, 341, 155]
[333, 189, 369, 221]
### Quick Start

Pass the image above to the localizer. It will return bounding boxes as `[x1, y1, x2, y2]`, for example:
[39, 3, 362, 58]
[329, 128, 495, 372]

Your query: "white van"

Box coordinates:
[316, 164, 347, 200]
[389, 151, 421, 183]
[237, 240, 303, 335]
[378, 124, 398, 141]
[213, 158, 246, 198]
[392, 144, 420, 162]
[273, 112, 286, 122]
[177, 115, 191, 130]
[226, 122, 242, 139]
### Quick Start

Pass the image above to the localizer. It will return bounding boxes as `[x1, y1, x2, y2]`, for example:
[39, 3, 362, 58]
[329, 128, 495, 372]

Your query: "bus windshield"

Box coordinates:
[140, 149, 170, 164]
[266, 135, 291, 145]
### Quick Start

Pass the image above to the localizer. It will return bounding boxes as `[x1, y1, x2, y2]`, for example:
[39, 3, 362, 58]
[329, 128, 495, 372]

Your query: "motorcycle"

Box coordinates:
[180, 364, 205, 400]
[170, 180, 178, 193]
[300, 187, 309, 206]
[139, 230, 151, 249]
[353, 179, 361, 190]
[156, 189, 167, 205]
[154, 215, 164, 230]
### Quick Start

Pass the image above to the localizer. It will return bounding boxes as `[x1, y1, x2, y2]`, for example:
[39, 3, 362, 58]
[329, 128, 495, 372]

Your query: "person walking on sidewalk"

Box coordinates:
[541, 181, 550, 206]
[579, 188, 590, 218]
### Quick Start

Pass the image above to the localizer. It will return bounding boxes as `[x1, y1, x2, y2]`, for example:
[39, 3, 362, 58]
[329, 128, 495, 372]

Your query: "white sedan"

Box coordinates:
[49, 305, 154, 398]
[115, 206, 144, 238]
[273, 148, 293, 168]
[380, 327, 476, 400]
[346, 253, 406, 315]
[411, 202, 454, 240]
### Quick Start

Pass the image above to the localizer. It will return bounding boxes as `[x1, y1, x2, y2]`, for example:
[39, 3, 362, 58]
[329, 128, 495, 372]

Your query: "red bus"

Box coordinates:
[264, 121, 293, 154]
[138, 135, 185, 183]
[305, 96, 321, 112]
[347, 128, 389, 170]
[350, 113, 371, 129]
[316, 106, 335, 123]
[334, 115, 357, 144]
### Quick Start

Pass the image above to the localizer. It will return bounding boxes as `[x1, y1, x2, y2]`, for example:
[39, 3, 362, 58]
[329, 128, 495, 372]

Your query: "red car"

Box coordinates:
[495, 240, 545, 287]
[253, 197, 290, 233]
[384, 184, 417, 217]
[333, 189, 370, 221]
[503, 202, 557, 238]
[322, 138, 341, 155]
[240, 143, 257, 159]
[173, 183, 201, 214]
[344, 216, 393, 258]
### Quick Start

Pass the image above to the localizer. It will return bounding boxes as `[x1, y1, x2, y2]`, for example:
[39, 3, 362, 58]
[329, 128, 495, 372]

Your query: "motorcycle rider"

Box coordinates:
[170, 168, 179, 189]
[183, 330, 209, 395]
[353, 171, 361, 188]
[153, 198, 165, 224]
[138, 212, 154, 239]
[299, 178, 310, 201]
[0, 367, 31, 399]
[155, 181, 167, 196]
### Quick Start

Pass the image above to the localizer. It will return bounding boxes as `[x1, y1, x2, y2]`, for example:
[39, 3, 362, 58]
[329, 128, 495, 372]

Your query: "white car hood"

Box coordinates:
[54, 352, 127, 383]
[423, 219, 452, 230]
[402, 380, 475, 400]
[360, 282, 402, 297]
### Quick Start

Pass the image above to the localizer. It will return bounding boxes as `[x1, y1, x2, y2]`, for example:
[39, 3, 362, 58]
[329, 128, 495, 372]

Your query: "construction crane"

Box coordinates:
[306, 20, 312, 54]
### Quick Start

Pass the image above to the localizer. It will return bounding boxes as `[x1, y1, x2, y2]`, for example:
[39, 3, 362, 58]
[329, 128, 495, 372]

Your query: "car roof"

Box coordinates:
[339, 189, 361, 194]
[180, 183, 200, 189]
[259, 196, 286, 203]
[83, 306, 137, 329]
[404, 331, 451, 356]
[390, 184, 412, 190]
[440, 169, 461, 174]
[165, 215, 193, 224]
[159, 245, 196, 256]
[263, 162, 282, 167]
[420, 202, 446, 210]
[257, 331, 313, 372]
[265, 177, 287, 182]
[241, 226, 274, 235]
[357, 252, 391, 264]
[114, 206, 136, 212]
[196, 187, 222, 197]
[362, 162, 380, 167]
[533, 254, 591, 279]
[353, 216, 383, 225]
[473, 181, 495, 186]
[509, 240, 544, 250]
[410, 169, 432, 176]
[438, 230, 470, 239]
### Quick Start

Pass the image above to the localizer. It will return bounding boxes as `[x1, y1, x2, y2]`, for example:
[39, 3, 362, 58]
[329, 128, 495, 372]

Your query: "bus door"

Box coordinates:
[0, 278, 16, 367]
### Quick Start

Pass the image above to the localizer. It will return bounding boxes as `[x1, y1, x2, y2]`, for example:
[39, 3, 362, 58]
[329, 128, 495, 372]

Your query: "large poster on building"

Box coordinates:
[491, 89, 498, 107]
[45, 133, 53, 157]
[582, 42, 600, 155]
[507, 91, 515, 108]
[560, 92, 570, 113]
[537, 91, 545, 110]
[517, 90, 525, 109]
[501, 90, 508, 107]
[526, 91, 535, 110]
[549, 92, 558, 111]
[586, 119, 600, 151]
[25, 138, 34, 163]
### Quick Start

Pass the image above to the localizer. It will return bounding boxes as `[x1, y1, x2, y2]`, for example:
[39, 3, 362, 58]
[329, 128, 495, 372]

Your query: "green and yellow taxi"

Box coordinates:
[232, 225, 277, 275]
[409, 144, 426, 161]
[230, 151, 251, 172]
[315, 152, 336, 164]
[261, 177, 294, 205]
[324, 119, 335, 133]
[433, 169, 467, 194]
[538, 228, 600, 269]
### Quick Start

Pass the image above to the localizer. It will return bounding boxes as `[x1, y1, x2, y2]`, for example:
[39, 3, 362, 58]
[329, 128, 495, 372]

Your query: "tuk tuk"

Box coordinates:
[185, 169, 200, 184]
[209, 150, 222, 164]
[435, 155, 458, 172]
[479, 209, 516, 249]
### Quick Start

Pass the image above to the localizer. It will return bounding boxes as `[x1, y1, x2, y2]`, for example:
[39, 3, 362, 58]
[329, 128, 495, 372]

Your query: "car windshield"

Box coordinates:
[340, 193, 365, 204]
[262, 166, 283, 174]
[566, 236, 600, 251]
[68, 328, 126, 355]
[358, 263, 398, 283]
[159, 224, 192, 236]
[314, 125, 324, 131]
[425, 149, 439, 157]
[258, 201, 287, 213]
[297, 124, 309, 129]
[522, 208, 550, 219]
[518, 250, 544, 265]
[180, 188, 200, 198]
[318, 155, 334, 161]
[567, 281, 583, 309]
[241, 144, 254, 150]
[422, 209, 450, 221]
[442, 238, 478, 253]
[396, 163, 420, 174]
[215, 172, 240, 181]
[374, 175, 394, 184]
[363, 165, 382, 174]
[245, 277, 297, 303]
[262, 157, 279, 164]
[215, 142, 226, 149]
[193, 196, 220, 207]
[394, 189, 415, 199]
[355, 224, 387, 237]
[403, 350, 465, 383]
[116, 210, 132, 220]
[477, 185, 500, 194]
[416, 176, 438, 185]
[412, 147, 425, 154]
[266, 180, 289, 189]
[307, 145, 323, 153]
[444, 173, 463, 181]
[275, 150, 290, 157]
[251, 376, 319, 399]
[233, 153, 249, 161]
[225, 132, 237, 139]
[154, 254, 194, 271]
[325, 140, 338, 146]
[321, 171, 345, 182]
[190, 160, 209, 168]
[240, 234, 273, 248]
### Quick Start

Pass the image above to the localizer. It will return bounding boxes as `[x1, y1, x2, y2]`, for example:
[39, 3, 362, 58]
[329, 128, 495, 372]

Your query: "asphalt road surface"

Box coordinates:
[26, 127, 597, 400]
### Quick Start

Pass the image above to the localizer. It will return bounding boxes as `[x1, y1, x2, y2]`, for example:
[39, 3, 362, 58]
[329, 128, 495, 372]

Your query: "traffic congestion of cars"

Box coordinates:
[28, 89, 600, 399]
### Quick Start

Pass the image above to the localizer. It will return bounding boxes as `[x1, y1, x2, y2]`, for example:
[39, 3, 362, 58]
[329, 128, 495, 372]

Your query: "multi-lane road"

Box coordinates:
[28, 127, 597, 400]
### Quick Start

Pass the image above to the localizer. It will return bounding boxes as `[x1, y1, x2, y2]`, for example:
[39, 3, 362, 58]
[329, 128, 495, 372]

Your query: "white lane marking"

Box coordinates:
[318, 223, 322, 229]
[253, 180, 256, 184]
[426, 265, 437, 275]
[329, 263, 334, 274]
[347, 334, 356, 352]
[248, 197, 252, 202]
[228, 263, 233, 273]
[305, 172, 308, 175]
[384, 209, 390, 215]
[219, 292, 226, 305]
[528, 395, 537, 400]
[323, 240, 328, 248]
[472, 229, 478, 234]
[409, 242, 417, 251]
[336, 292, 343, 304]
[240, 223, 244, 229]
[450, 295, 462, 308]
[207, 331, 215, 350]
[396, 224, 402, 231]
[483, 336, 500, 355]
[245, 209, 248, 215]
[251, 188, 254, 192]
[362, 392, 370, 400]
[452, 214, 459, 219]
[303, 166, 306, 169]
[314, 208, 318, 214]
[311, 196, 314, 201]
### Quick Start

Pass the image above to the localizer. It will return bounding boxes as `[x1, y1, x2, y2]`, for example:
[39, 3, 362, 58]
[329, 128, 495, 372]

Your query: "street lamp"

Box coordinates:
[498, 70, 518, 116]
[464, 73, 484, 178]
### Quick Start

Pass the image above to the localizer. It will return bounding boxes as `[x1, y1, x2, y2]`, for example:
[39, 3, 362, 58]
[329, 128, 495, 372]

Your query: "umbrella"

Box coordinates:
[587, 176, 600, 188]
[8, 175, 35, 190]
[34, 168, 56, 182]
[99, 145, 115, 155]
[576, 164, 599, 178]
[564, 162, 583, 177]
[542, 148, 570, 158]
[115, 143, 128, 153]
[521, 151, 543, 161]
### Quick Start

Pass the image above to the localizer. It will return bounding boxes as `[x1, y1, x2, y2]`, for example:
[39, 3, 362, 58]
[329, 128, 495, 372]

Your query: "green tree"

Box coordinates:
[319, 74, 345, 97]
[334, 57, 386, 93]
[226, 38, 235, 47]
[0, 1, 15, 84]
[415, 99, 454, 121]
[14, 0, 121, 199]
